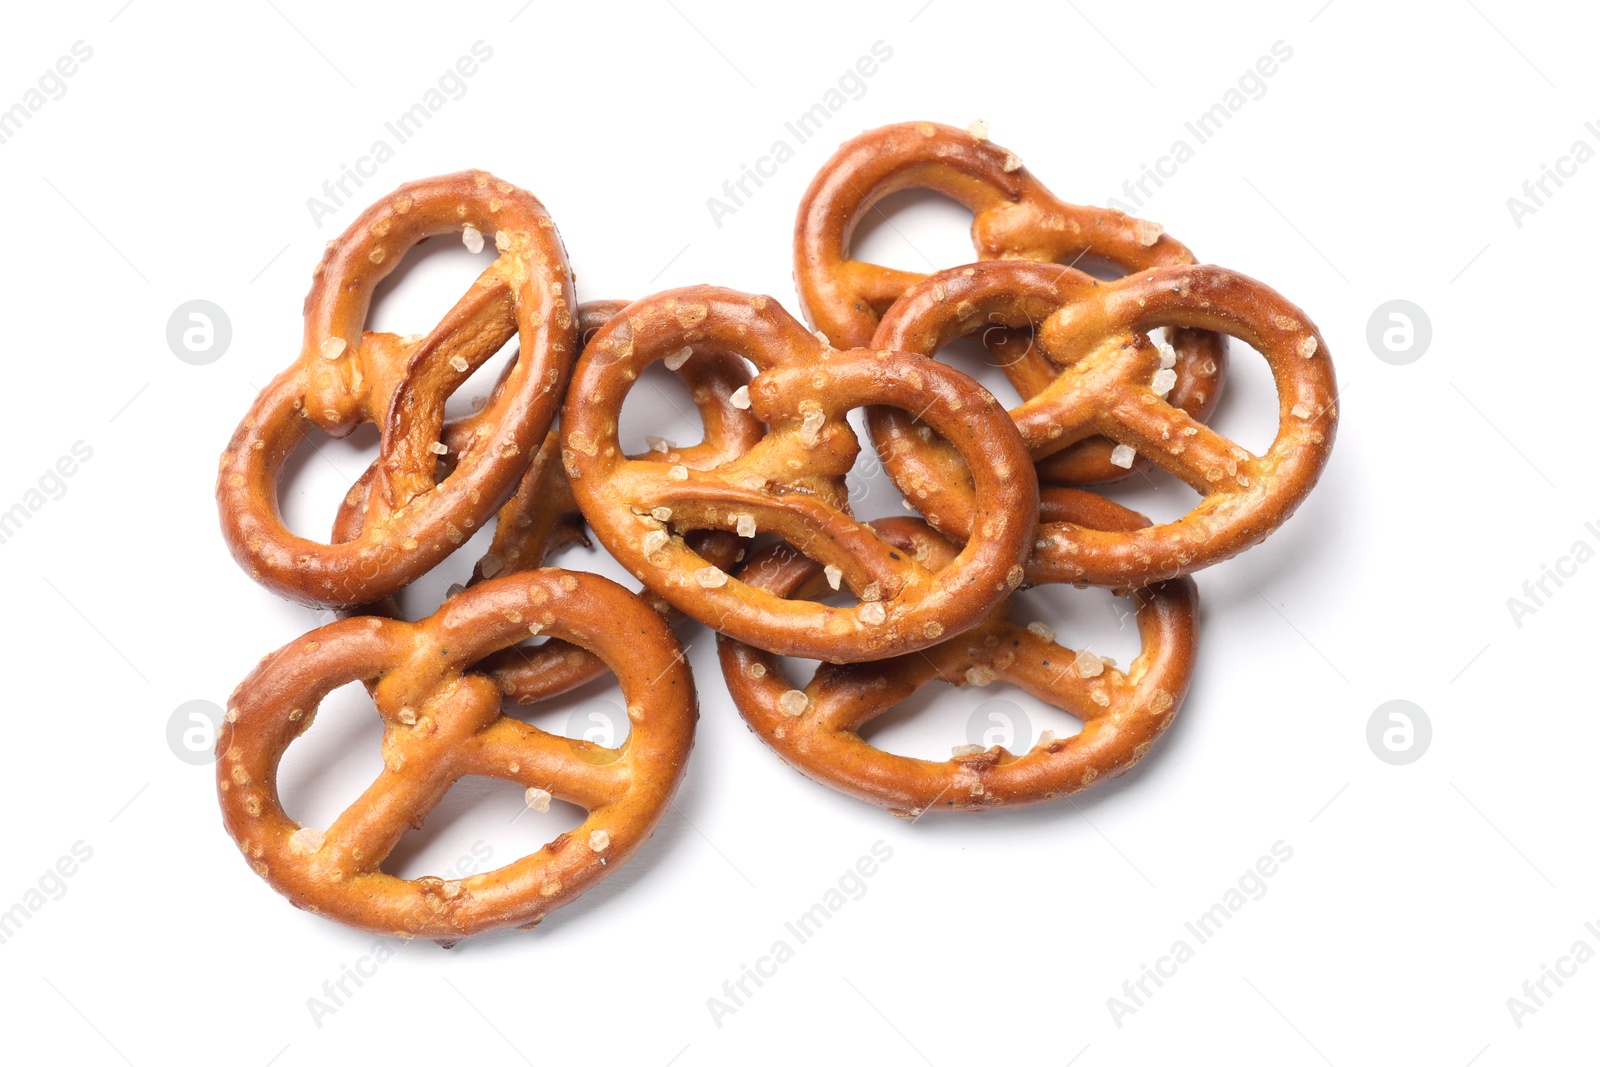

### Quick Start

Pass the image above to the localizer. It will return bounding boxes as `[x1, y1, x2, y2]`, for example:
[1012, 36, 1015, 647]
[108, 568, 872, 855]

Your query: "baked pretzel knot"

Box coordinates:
[872, 260, 1338, 587]
[719, 491, 1196, 814]
[218, 171, 577, 608]
[332, 301, 761, 704]
[216, 569, 695, 942]
[561, 286, 1040, 663]
[794, 120, 1226, 483]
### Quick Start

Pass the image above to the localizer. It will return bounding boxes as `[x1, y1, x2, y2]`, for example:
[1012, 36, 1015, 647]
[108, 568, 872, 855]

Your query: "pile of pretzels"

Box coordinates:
[214, 121, 1337, 943]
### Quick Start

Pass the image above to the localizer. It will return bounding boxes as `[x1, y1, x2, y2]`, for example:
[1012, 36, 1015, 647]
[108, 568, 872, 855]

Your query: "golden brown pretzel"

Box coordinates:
[718, 490, 1196, 814]
[870, 260, 1339, 587]
[331, 301, 761, 703]
[217, 171, 577, 608]
[793, 120, 1226, 483]
[216, 569, 695, 942]
[561, 286, 1040, 663]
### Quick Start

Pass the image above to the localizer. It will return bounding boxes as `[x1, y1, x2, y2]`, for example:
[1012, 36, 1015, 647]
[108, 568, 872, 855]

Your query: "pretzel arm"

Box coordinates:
[456, 717, 630, 811]
[320, 760, 461, 874]
[985, 622, 1123, 724]
[366, 276, 519, 520]
[839, 258, 929, 313]
[808, 654, 951, 735]
[641, 472, 918, 597]
[1098, 389, 1258, 497]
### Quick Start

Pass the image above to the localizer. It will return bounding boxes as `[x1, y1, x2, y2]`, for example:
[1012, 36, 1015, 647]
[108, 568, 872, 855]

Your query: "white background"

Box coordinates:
[1, 1, 1595, 1063]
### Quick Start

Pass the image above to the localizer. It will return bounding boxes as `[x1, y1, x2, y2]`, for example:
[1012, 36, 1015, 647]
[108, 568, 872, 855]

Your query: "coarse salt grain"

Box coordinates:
[799, 402, 826, 441]
[1026, 620, 1056, 642]
[859, 601, 887, 625]
[589, 829, 610, 852]
[646, 436, 674, 454]
[824, 565, 842, 591]
[664, 346, 693, 371]
[1152, 368, 1177, 397]
[967, 118, 989, 140]
[1157, 339, 1178, 369]
[694, 567, 729, 588]
[651, 506, 673, 522]
[494, 230, 511, 252]
[319, 337, 346, 361]
[1074, 649, 1105, 678]
[669, 464, 689, 480]
[1298, 336, 1319, 358]
[778, 690, 809, 716]
[951, 744, 983, 757]
[730, 385, 751, 409]
[449, 355, 470, 373]
[642, 530, 669, 555]
[462, 225, 484, 253]
[1109, 444, 1137, 468]
[966, 666, 995, 686]
[525, 787, 551, 812]
[1291, 403, 1313, 420]
[289, 827, 325, 854]
[735, 514, 757, 538]
[430, 441, 449, 455]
